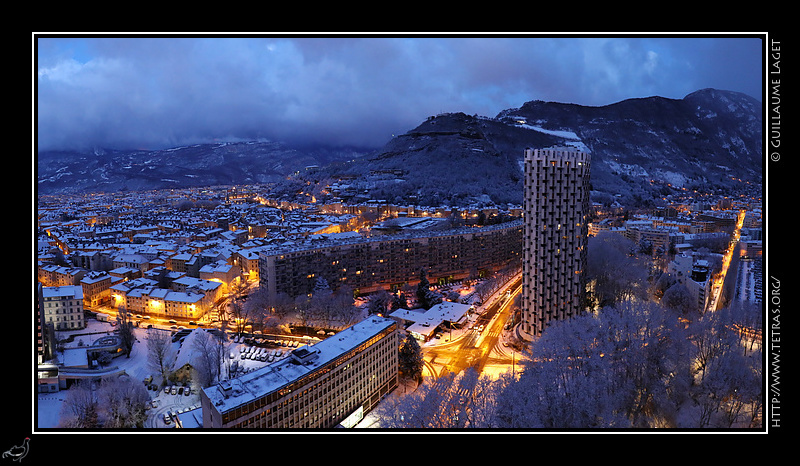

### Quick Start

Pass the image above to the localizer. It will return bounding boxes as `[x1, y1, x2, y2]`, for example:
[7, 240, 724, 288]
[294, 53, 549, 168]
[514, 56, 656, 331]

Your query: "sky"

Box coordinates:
[35, 34, 764, 152]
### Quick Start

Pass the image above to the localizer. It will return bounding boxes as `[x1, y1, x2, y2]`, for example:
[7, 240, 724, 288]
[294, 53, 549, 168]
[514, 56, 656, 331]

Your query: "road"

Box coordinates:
[422, 275, 522, 379]
[708, 209, 746, 312]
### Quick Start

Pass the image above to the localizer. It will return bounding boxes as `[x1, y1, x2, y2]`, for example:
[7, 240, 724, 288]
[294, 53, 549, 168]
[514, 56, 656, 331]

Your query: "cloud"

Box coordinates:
[35, 35, 762, 152]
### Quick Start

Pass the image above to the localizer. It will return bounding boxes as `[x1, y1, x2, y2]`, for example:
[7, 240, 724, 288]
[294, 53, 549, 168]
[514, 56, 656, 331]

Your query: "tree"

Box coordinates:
[58, 381, 99, 428]
[192, 329, 229, 387]
[390, 291, 408, 311]
[367, 289, 390, 316]
[376, 369, 508, 429]
[585, 232, 650, 309]
[398, 333, 424, 385]
[496, 300, 692, 428]
[115, 306, 136, 357]
[228, 300, 251, 334]
[146, 329, 176, 385]
[98, 375, 150, 428]
[416, 268, 442, 310]
[661, 283, 696, 317]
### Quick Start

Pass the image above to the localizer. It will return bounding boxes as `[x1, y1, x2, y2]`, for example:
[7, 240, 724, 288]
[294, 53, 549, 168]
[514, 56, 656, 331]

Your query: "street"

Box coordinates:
[421, 275, 522, 380]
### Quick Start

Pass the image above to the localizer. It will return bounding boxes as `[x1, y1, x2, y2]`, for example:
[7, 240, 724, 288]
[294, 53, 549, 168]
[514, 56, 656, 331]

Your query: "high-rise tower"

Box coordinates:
[521, 146, 591, 337]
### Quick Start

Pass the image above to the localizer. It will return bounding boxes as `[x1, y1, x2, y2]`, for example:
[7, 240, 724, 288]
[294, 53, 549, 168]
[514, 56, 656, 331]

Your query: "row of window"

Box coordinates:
[219, 325, 398, 428]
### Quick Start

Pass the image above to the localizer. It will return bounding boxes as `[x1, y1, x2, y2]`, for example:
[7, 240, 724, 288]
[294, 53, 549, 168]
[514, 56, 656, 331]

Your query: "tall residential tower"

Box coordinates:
[521, 146, 591, 337]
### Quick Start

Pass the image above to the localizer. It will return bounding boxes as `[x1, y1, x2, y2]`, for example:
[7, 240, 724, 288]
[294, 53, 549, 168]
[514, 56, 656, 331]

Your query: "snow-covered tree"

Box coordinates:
[98, 375, 150, 428]
[58, 380, 99, 428]
[496, 300, 693, 428]
[585, 232, 650, 308]
[398, 333, 423, 385]
[145, 329, 176, 384]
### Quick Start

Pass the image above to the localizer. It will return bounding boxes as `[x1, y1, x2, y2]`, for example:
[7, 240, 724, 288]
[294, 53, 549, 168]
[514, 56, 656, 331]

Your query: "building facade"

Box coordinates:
[259, 221, 522, 303]
[201, 316, 398, 429]
[41, 285, 86, 331]
[522, 147, 591, 337]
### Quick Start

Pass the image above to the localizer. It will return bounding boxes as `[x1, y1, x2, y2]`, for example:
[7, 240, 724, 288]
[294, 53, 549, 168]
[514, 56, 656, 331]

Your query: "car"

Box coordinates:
[164, 386, 171, 394]
[184, 387, 191, 396]
[178, 387, 184, 395]
[151, 400, 158, 409]
[163, 413, 172, 425]
[171, 387, 178, 395]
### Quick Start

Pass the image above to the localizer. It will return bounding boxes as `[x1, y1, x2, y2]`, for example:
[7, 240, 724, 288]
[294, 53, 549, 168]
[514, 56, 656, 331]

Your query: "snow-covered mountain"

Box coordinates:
[316, 88, 761, 207]
[37, 88, 762, 207]
[36, 141, 367, 195]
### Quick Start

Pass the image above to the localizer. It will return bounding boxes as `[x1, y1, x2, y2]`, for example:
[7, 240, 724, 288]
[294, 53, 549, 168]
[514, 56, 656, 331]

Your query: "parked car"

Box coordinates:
[163, 413, 171, 425]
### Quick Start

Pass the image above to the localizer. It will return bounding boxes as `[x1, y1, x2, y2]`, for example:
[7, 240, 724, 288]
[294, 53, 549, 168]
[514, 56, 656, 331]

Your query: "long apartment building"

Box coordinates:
[201, 316, 398, 428]
[259, 220, 523, 303]
[522, 147, 591, 337]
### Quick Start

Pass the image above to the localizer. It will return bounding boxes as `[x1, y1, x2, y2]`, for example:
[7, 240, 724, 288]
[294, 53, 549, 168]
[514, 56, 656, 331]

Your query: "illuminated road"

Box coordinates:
[422, 275, 522, 379]
[708, 209, 746, 312]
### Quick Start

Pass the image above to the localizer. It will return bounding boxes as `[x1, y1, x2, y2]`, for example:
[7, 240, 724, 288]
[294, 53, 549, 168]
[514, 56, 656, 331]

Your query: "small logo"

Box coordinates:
[2, 438, 29, 462]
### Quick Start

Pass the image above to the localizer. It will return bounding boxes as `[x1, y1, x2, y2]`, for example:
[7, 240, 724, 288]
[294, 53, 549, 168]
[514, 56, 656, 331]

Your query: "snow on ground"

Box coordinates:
[38, 277, 517, 429]
[36, 319, 293, 429]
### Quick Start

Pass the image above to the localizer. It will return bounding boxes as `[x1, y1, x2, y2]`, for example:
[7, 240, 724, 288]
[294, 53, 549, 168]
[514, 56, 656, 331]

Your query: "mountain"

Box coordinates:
[308, 88, 762, 207]
[500, 88, 762, 202]
[309, 111, 568, 206]
[36, 88, 763, 207]
[36, 141, 367, 195]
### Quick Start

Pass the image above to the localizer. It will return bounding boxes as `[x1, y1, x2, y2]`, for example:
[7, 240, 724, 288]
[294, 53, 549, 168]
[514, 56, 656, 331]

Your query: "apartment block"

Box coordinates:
[522, 147, 591, 337]
[201, 316, 398, 428]
[41, 285, 85, 331]
[259, 221, 522, 303]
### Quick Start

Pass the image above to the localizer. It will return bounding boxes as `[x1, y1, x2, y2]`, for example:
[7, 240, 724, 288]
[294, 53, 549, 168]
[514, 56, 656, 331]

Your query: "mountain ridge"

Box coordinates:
[36, 88, 762, 207]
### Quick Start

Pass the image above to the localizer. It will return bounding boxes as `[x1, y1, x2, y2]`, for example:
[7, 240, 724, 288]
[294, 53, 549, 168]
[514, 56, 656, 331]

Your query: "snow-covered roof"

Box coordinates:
[391, 301, 472, 340]
[42, 285, 83, 300]
[202, 316, 396, 414]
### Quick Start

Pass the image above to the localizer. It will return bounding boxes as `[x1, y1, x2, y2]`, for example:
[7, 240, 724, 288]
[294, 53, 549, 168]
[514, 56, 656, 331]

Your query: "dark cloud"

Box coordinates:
[35, 35, 763, 152]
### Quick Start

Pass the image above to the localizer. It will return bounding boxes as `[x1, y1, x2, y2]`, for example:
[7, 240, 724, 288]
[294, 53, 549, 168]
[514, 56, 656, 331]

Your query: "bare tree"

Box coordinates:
[98, 375, 150, 428]
[228, 300, 251, 334]
[145, 329, 176, 385]
[192, 329, 229, 387]
[58, 381, 99, 428]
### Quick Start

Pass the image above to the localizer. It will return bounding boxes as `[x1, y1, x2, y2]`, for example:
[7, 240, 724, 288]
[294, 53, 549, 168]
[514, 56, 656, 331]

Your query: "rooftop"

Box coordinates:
[202, 316, 396, 414]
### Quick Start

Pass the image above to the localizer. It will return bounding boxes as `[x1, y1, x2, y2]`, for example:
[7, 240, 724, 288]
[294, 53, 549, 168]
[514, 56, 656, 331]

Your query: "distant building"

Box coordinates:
[521, 147, 591, 337]
[201, 316, 398, 428]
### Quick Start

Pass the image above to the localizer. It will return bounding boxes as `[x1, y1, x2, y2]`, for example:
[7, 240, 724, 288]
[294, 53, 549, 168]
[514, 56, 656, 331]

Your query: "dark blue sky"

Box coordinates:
[35, 35, 764, 152]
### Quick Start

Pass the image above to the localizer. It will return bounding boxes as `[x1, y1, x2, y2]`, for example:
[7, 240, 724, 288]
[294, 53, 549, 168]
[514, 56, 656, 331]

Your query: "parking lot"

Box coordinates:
[143, 338, 309, 428]
[145, 383, 200, 428]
